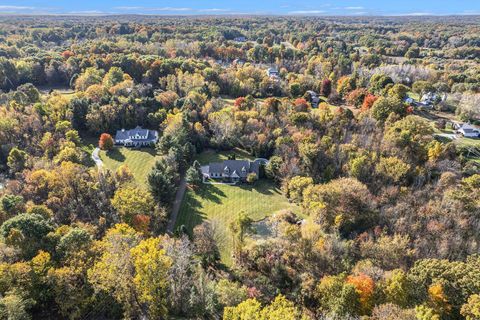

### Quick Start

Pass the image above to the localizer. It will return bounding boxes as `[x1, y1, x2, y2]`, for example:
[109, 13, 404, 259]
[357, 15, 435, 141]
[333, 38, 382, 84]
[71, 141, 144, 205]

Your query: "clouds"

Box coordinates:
[288, 10, 326, 15]
[0, 6, 35, 10]
[113, 6, 231, 13]
[115, 7, 192, 12]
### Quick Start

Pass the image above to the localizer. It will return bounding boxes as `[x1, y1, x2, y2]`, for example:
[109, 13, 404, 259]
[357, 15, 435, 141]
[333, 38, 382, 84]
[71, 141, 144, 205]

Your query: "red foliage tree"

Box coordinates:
[99, 133, 114, 150]
[320, 78, 332, 97]
[61, 50, 74, 60]
[234, 97, 247, 110]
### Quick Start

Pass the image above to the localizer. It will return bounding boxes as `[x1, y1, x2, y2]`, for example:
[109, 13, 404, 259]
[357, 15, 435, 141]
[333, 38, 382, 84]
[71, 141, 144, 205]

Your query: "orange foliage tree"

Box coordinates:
[294, 98, 309, 112]
[361, 94, 378, 112]
[61, 50, 74, 60]
[99, 133, 114, 150]
[347, 273, 375, 315]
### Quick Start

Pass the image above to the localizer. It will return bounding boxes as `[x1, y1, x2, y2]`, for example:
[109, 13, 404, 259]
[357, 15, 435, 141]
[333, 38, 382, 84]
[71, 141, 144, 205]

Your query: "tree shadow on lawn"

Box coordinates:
[177, 193, 206, 229]
[239, 180, 278, 195]
[197, 184, 226, 204]
[106, 148, 126, 162]
[132, 147, 158, 156]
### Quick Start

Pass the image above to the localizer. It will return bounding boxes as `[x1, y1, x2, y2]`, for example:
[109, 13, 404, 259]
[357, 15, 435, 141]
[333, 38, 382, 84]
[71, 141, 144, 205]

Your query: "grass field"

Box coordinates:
[99, 147, 158, 188]
[176, 149, 298, 266]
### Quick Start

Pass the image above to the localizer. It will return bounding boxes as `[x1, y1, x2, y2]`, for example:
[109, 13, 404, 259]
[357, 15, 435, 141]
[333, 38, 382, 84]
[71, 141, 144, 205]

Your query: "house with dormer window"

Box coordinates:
[114, 126, 159, 147]
[201, 160, 260, 183]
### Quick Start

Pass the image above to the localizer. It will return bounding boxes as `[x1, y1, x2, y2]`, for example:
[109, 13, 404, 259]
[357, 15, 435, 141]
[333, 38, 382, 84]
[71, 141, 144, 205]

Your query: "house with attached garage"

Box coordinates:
[456, 123, 480, 138]
[114, 126, 159, 147]
[201, 160, 260, 183]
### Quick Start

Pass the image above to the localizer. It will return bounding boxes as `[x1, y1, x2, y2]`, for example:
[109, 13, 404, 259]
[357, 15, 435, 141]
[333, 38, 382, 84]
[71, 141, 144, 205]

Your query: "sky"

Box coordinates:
[0, 0, 479, 16]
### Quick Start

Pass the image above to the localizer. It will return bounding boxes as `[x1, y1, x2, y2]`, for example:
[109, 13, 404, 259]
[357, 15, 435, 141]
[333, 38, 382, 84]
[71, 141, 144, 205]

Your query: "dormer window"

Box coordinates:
[241, 167, 247, 173]
[224, 166, 230, 173]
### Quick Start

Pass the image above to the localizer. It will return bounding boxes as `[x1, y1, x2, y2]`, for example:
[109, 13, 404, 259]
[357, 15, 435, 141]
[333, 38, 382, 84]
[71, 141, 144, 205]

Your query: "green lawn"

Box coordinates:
[455, 137, 480, 148]
[99, 147, 158, 188]
[176, 149, 298, 266]
[195, 148, 254, 163]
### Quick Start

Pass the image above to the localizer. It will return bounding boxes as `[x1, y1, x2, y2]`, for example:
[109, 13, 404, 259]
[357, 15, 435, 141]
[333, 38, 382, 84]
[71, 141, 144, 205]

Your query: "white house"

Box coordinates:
[114, 126, 159, 147]
[457, 123, 480, 138]
[266, 67, 279, 79]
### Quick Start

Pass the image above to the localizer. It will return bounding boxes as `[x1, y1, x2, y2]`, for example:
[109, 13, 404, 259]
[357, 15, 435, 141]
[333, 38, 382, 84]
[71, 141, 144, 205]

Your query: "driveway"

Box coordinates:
[435, 133, 457, 141]
[166, 176, 187, 234]
[91, 148, 103, 167]
[254, 158, 270, 165]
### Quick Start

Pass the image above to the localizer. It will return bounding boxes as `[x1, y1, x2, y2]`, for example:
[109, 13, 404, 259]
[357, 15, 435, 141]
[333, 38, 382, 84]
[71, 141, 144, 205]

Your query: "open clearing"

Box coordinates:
[176, 149, 298, 266]
[99, 147, 158, 189]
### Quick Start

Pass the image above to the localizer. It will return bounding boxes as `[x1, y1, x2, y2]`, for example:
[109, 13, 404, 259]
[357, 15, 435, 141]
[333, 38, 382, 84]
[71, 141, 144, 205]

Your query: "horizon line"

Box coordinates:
[0, 13, 479, 17]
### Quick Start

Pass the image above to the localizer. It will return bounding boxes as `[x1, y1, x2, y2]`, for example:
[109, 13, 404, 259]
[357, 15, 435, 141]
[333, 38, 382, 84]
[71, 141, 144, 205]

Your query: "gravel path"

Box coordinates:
[92, 148, 103, 167]
[166, 176, 187, 234]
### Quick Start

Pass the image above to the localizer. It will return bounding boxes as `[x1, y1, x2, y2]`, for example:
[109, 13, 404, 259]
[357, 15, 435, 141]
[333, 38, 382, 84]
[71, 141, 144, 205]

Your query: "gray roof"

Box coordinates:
[459, 123, 478, 131]
[205, 159, 259, 178]
[115, 126, 158, 142]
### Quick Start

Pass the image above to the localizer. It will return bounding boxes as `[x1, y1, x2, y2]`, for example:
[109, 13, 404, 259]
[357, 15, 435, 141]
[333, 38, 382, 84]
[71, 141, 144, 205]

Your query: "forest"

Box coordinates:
[0, 15, 479, 319]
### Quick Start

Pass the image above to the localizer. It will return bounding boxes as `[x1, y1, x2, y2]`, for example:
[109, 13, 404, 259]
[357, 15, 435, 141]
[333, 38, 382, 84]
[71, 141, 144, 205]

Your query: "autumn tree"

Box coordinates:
[98, 133, 114, 151]
[130, 237, 172, 318]
[346, 273, 375, 315]
[371, 97, 406, 122]
[316, 274, 361, 317]
[111, 187, 155, 229]
[88, 224, 142, 318]
[461, 294, 480, 320]
[303, 178, 376, 235]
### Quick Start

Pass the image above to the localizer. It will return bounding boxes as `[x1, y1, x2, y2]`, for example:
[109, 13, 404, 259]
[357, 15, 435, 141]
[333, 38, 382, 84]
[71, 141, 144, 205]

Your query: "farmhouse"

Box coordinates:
[201, 160, 260, 183]
[114, 126, 159, 147]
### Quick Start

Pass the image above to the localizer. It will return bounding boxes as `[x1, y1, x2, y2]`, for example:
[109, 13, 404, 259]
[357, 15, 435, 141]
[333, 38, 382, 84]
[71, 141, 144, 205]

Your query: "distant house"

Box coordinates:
[421, 92, 439, 105]
[306, 90, 320, 108]
[266, 67, 279, 79]
[201, 160, 260, 183]
[114, 126, 159, 147]
[457, 123, 480, 138]
[404, 97, 415, 104]
[406, 95, 433, 109]
[233, 58, 245, 66]
[233, 36, 247, 42]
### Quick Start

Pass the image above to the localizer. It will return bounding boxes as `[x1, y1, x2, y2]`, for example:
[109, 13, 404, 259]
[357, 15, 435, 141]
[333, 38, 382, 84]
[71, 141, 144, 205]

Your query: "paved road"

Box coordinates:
[91, 148, 103, 168]
[167, 176, 187, 234]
